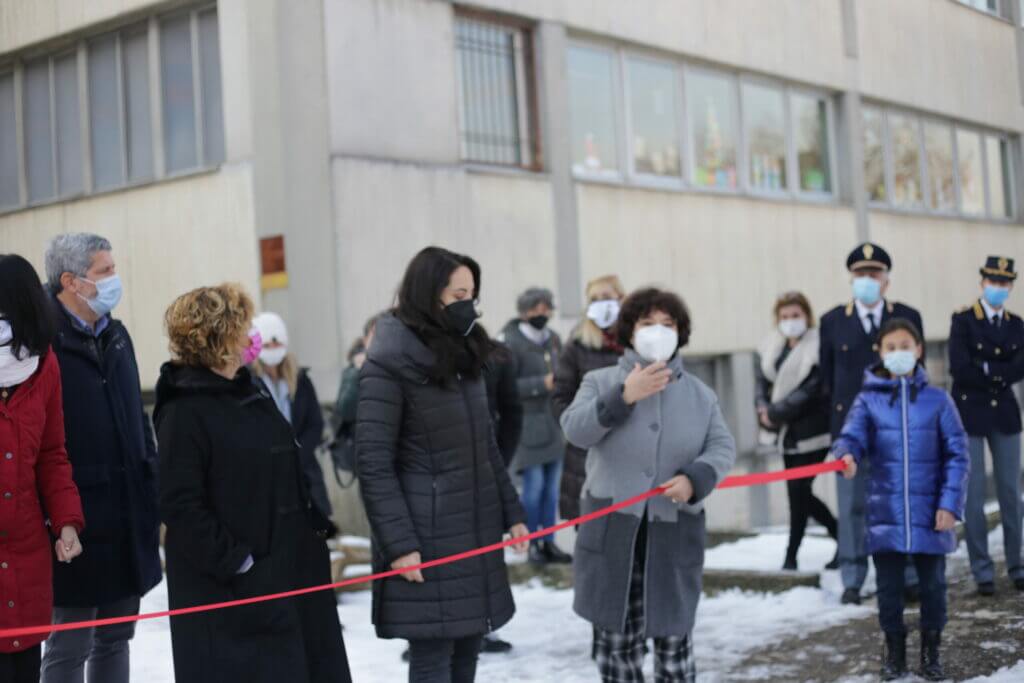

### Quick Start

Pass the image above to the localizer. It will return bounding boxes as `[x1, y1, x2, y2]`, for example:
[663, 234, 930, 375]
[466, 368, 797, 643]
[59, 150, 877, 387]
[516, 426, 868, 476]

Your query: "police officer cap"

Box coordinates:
[980, 256, 1017, 282]
[846, 242, 891, 272]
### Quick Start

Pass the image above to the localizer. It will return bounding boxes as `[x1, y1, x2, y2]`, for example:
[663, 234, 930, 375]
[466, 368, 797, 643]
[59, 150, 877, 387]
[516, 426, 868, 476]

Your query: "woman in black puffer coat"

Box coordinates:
[552, 275, 625, 522]
[356, 247, 528, 683]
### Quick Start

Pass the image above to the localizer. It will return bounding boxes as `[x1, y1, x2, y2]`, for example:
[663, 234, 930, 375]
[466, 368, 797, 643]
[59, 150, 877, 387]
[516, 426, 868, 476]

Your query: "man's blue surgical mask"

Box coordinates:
[983, 284, 1010, 309]
[77, 274, 123, 317]
[852, 276, 882, 306]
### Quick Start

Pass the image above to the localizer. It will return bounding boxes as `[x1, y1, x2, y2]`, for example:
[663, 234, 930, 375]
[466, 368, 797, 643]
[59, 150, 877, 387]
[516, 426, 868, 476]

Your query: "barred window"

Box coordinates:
[454, 15, 538, 169]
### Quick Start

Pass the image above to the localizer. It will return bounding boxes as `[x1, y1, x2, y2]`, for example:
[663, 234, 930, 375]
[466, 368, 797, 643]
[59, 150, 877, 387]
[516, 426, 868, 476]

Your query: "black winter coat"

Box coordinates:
[257, 369, 333, 521]
[356, 314, 525, 641]
[50, 301, 161, 606]
[551, 337, 621, 520]
[155, 364, 349, 683]
[484, 343, 523, 467]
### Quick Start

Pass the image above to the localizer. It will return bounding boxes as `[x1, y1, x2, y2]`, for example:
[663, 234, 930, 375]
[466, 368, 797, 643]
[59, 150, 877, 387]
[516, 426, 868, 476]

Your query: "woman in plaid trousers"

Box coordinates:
[560, 288, 736, 682]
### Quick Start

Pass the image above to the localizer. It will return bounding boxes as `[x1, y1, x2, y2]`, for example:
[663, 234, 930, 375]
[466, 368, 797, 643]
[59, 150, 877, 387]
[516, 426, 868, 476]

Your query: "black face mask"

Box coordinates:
[444, 300, 479, 337]
[527, 315, 549, 331]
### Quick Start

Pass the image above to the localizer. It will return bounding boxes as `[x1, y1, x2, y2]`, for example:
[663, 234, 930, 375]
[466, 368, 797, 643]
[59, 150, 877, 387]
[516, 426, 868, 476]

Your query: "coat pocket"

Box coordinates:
[220, 557, 293, 637]
[575, 494, 612, 553]
[675, 511, 707, 568]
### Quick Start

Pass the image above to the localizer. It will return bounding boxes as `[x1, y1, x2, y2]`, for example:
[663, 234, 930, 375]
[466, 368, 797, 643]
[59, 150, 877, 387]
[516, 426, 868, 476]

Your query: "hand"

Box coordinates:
[661, 475, 694, 505]
[54, 526, 82, 563]
[353, 352, 367, 369]
[623, 362, 672, 405]
[935, 509, 956, 532]
[839, 454, 857, 480]
[544, 373, 555, 392]
[757, 407, 774, 429]
[507, 523, 529, 553]
[391, 551, 424, 583]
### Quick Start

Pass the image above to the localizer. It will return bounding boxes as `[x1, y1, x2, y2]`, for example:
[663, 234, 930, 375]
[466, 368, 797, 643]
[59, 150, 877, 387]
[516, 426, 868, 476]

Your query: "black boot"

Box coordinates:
[881, 631, 907, 681]
[824, 549, 840, 571]
[920, 630, 944, 681]
[782, 548, 798, 571]
[542, 541, 573, 564]
[528, 542, 548, 565]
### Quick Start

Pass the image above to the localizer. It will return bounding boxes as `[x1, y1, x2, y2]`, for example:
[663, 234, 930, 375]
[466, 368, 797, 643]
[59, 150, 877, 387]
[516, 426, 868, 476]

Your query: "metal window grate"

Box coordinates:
[455, 17, 535, 168]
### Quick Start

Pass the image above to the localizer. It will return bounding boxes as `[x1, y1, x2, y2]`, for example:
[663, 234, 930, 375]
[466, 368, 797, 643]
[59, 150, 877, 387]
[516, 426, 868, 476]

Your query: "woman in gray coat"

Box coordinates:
[561, 288, 736, 683]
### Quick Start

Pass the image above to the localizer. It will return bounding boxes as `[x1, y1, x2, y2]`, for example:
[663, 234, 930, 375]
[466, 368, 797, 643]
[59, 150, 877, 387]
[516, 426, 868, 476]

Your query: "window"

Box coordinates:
[454, 16, 536, 168]
[687, 69, 738, 190]
[123, 28, 154, 182]
[55, 53, 83, 196]
[0, 5, 225, 214]
[89, 35, 125, 190]
[987, 135, 1012, 218]
[889, 113, 922, 207]
[24, 58, 54, 202]
[626, 56, 680, 178]
[792, 93, 832, 194]
[0, 72, 17, 208]
[862, 103, 1016, 220]
[957, 129, 985, 215]
[862, 106, 886, 202]
[742, 81, 787, 193]
[957, 0, 1012, 19]
[924, 122, 955, 212]
[568, 45, 619, 175]
[567, 43, 837, 200]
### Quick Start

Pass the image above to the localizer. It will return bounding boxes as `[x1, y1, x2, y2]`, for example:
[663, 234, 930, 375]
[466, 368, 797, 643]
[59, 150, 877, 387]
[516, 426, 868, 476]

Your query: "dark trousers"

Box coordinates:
[784, 449, 838, 559]
[0, 644, 42, 683]
[407, 636, 483, 683]
[873, 553, 947, 634]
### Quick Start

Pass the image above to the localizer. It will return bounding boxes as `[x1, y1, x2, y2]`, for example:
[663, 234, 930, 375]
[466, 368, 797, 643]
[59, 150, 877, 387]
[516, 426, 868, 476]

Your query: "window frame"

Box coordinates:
[621, 50, 685, 189]
[566, 38, 840, 205]
[738, 73, 792, 200]
[453, 10, 542, 172]
[862, 101, 1018, 223]
[566, 39, 625, 182]
[0, 3, 223, 217]
[683, 63, 742, 196]
[787, 85, 839, 202]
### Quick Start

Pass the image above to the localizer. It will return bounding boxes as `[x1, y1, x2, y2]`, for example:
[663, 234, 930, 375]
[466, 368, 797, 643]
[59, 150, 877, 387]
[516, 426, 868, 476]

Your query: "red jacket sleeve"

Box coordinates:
[36, 355, 85, 535]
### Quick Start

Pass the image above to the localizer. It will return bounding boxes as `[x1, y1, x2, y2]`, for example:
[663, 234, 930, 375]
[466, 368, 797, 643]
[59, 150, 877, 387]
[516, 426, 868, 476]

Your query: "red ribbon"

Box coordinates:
[0, 460, 845, 639]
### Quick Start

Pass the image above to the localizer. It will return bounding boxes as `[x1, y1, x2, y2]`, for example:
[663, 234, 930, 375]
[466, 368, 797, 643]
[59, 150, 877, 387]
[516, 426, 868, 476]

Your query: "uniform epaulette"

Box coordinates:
[973, 301, 985, 321]
[845, 301, 854, 317]
[886, 301, 894, 314]
[1006, 310, 1015, 321]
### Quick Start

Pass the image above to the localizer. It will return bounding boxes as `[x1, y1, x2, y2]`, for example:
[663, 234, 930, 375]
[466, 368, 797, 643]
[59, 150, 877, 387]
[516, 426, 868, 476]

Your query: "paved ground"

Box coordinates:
[730, 562, 1024, 682]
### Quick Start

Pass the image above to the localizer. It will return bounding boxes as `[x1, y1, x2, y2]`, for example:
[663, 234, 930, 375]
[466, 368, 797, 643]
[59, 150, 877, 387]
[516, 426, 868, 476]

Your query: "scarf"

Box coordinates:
[0, 320, 40, 389]
[756, 327, 828, 454]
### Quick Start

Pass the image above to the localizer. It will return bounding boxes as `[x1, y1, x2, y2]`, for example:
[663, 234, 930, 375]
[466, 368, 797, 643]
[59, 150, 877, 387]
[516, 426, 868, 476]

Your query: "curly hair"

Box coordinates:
[165, 283, 255, 369]
[615, 287, 692, 351]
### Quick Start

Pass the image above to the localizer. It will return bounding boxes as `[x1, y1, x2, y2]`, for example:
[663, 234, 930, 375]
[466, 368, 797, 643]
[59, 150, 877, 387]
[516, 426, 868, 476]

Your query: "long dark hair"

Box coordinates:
[0, 254, 58, 358]
[394, 246, 495, 382]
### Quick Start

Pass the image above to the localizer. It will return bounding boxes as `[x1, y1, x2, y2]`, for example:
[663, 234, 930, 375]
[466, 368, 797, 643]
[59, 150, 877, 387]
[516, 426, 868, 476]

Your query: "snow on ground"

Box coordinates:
[129, 525, 1020, 681]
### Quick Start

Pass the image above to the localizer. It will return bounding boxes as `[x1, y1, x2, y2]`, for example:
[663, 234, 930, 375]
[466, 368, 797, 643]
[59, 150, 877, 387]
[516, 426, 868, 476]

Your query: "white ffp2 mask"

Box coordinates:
[634, 325, 679, 363]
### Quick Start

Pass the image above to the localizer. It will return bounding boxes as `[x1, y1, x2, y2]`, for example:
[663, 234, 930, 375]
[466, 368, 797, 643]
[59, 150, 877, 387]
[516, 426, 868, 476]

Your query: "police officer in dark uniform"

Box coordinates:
[821, 243, 924, 605]
[949, 256, 1024, 597]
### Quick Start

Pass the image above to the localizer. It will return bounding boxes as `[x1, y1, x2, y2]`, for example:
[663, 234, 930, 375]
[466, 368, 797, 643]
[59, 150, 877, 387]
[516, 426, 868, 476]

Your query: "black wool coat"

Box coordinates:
[155, 364, 350, 683]
[356, 314, 525, 641]
[551, 337, 621, 520]
[50, 301, 162, 606]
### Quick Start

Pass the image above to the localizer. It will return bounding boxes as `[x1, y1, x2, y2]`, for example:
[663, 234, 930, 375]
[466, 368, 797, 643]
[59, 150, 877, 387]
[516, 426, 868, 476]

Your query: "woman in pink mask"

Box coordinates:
[154, 283, 350, 683]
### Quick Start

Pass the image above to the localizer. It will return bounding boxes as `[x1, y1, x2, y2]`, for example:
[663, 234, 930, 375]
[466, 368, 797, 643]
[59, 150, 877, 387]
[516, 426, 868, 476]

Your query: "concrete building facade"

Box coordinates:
[2, 0, 1023, 530]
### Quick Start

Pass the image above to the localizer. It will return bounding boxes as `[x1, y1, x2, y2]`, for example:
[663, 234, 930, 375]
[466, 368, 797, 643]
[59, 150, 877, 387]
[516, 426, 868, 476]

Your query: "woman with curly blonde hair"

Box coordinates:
[154, 283, 350, 683]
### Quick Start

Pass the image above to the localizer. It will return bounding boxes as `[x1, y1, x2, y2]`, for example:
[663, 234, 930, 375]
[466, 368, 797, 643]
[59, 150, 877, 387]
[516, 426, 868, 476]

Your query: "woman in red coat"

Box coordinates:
[0, 254, 85, 683]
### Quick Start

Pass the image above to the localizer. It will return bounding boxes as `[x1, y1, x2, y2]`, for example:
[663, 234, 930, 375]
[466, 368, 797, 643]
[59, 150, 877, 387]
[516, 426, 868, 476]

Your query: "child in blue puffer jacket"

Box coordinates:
[833, 318, 969, 682]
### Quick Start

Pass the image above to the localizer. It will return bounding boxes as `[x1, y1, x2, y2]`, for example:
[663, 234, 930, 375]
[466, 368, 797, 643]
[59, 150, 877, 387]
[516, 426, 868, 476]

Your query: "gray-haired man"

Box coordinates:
[40, 234, 161, 683]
